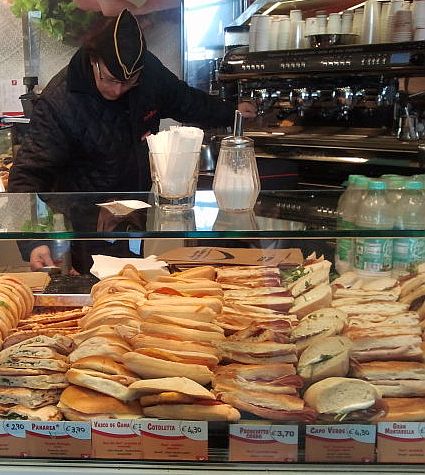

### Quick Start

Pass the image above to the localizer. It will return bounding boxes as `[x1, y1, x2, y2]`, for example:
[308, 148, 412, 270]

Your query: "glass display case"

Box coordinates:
[0, 190, 423, 475]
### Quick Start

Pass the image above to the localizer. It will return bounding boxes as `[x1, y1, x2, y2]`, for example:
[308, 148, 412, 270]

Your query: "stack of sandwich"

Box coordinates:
[70, 265, 147, 363]
[0, 334, 73, 420]
[5, 308, 86, 347]
[0, 275, 35, 347]
[215, 265, 297, 333]
[59, 355, 143, 421]
[332, 271, 425, 421]
[122, 268, 225, 386]
[213, 363, 316, 422]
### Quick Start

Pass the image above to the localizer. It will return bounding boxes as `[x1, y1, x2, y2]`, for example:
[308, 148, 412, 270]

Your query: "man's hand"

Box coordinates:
[238, 101, 257, 119]
[29, 245, 54, 271]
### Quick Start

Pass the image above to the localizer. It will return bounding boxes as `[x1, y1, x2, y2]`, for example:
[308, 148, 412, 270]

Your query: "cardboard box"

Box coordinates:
[159, 247, 303, 267]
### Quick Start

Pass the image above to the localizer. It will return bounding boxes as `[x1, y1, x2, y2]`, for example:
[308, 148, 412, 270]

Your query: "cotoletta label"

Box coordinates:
[27, 421, 91, 458]
[91, 419, 142, 459]
[229, 424, 298, 462]
[0, 420, 29, 457]
[377, 422, 425, 464]
[305, 424, 376, 463]
[140, 420, 208, 461]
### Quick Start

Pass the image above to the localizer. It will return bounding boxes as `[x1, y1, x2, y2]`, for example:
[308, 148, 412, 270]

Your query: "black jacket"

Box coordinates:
[9, 48, 235, 193]
[9, 49, 235, 271]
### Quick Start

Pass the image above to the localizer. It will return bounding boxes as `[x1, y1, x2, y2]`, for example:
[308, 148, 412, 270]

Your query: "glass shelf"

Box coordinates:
[0, 190, 424, 240]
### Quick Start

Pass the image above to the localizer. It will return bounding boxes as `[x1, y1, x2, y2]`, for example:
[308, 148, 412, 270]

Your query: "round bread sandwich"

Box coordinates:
[297, 336, 352, 383]
[304, 377, 387, 422]
[58, 385, 142, 421]
[290, 308, 347, 352]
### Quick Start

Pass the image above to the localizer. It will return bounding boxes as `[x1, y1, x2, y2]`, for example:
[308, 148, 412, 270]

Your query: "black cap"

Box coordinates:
[97, 9, 145, 81]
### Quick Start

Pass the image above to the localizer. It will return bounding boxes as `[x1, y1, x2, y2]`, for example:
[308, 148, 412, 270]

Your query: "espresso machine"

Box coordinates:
[218, 41, 425, 188]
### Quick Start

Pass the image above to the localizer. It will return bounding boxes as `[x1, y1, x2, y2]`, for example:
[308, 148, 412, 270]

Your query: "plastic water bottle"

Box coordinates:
[335, 175, 368, 274]
[354, 180, 394, 277]
[384, 175, 406, 205]
[392, 180, 425, 277]
[52, 214, 71, 274]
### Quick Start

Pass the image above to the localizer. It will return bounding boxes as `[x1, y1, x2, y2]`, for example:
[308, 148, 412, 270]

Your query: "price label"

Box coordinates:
[179, 422, 207, 441]
[377, 422, 425, 464]
[27, 422, 91, 458]
[141, 419, 208, 461]
[305, 424, 376, 463]
[2, 420, 28, 438]
[64, 422, 91, 440]
[91, 419, 142, 459]
[0, 420, 29, 457]
[229, 424, 298, 462]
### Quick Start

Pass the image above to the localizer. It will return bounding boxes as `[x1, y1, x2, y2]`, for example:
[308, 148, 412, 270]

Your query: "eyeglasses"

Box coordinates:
[95, 61, 140, 88]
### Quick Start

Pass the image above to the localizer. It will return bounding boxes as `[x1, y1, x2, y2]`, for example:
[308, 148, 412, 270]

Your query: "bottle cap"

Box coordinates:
[354, 175, 369, 188]
[405, 180, 423, 190]
[386, 177, 405, 189]
[348, 174, 361, 185]
[368, 179, 386, 190]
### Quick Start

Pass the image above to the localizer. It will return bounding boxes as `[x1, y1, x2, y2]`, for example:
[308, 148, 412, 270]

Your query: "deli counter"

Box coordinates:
[0, 190, 423, 475]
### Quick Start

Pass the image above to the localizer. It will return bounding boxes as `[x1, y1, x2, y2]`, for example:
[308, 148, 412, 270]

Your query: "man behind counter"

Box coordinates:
[9, 9, 256, 273]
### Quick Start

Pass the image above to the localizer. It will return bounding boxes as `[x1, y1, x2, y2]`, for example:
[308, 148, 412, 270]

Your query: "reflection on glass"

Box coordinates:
[213, 210, 258, 231]
[152, 208, 196, 232]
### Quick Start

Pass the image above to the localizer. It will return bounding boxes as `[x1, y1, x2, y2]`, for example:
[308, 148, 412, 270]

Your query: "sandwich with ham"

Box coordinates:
[214, 388, 316, 422]
[213, 363, 304, 395]
[304, 377, 387, 421]
[216, 266, 282, 289]
[129, 376, 240, 421]
[351, 361, 425, 397]
[146, 277, 223, 298]
[218, 341, 298, 364]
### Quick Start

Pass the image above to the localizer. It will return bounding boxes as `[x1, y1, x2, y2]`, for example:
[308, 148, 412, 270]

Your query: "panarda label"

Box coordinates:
[27, 421, 91, 458]
[91, 419, 142, 460]
[305, 424, 376, 463]
[140, 419, 208, 461]
[0, 420, 29, 457]
[377, 422, 425, 464]
[229, 424, 298, 462]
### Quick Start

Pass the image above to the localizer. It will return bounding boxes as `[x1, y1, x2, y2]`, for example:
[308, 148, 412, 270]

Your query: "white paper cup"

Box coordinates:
[269, 16, 281, 50]
[290, 9, 303, 22]
[278, 17, 291, 49]
[327, 13, 342, 34]
[362, 0, 381, 44]
[306, 17, 319, 36]
[292, 20, 306, 49]
[255, 15, 272, 51]
[149, 152, 200, 211]
[316, 14, 327, 34]
[415, 28, 425, 40]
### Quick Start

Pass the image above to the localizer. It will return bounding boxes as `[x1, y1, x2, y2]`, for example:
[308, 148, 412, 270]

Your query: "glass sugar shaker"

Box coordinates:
[213, 110, 260, 212]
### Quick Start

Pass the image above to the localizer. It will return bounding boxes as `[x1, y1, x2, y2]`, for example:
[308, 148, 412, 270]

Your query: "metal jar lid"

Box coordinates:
[221, 135, 254, 149]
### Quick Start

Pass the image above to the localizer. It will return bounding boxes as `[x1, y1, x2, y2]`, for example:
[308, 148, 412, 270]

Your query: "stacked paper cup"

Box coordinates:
[305, 17, 319, 36]
[391, 8, 413, 42]
[362, 0, 381, 44]
[414, 0, 425, 41]
[352, 8, 364, 42]
[248, 14, 260, 52]
[255, 14, 272, 51]
[316, 11, 328, 34]
[278, 15, 291, 49]
[268, 16, 281, 50]
[380, 2, 391, 42]
[341, 11, 354, 34]
[327, 13, 342, 34]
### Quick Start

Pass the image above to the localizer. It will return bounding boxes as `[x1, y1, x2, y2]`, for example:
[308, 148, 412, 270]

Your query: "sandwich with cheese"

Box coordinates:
[304, 377, 387, 421]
